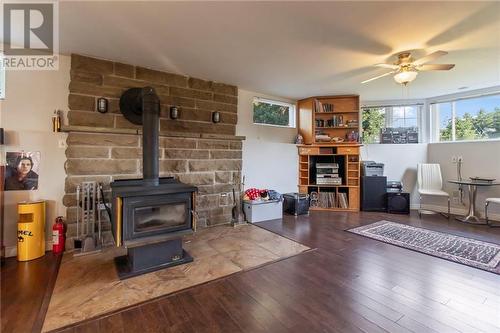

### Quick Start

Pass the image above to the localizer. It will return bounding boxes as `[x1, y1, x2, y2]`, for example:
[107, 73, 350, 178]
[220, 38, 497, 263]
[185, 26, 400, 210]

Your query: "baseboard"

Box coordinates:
[5, 240, 53, 258]
[411, 204, 500, 222]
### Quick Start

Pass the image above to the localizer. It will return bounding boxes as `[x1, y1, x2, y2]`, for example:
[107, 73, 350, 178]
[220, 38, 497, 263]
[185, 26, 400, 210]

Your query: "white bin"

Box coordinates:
[243, 200, 283, 223]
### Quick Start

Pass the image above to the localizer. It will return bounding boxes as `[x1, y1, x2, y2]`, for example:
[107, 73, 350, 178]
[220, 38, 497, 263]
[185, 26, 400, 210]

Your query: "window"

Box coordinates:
[431, 93, 500, 142]
[361, 104, 422, 144]
[253, 97, 295, 128]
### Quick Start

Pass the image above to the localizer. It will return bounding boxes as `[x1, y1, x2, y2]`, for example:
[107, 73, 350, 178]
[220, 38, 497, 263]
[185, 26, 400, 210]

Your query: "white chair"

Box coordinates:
[485, 198, 500, 227]
[417, 163, 450, 219]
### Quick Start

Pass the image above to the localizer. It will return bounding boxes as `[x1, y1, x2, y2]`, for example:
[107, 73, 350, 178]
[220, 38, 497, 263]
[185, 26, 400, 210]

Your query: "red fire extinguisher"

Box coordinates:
[52, 216, 65, 254]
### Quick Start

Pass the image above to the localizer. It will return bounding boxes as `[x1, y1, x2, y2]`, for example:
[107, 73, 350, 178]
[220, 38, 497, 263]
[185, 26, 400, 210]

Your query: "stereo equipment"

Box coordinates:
[387, 192, 410, 214]
[316, 163, 339, 174]
[361, 176, 387, 211]
[316, 163, 341, 185]
[387, 181, 403, 193]
[317, 175, 342, 185]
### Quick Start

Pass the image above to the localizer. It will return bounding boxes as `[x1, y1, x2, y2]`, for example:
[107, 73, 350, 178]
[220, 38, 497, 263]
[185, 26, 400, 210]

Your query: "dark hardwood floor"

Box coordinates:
[1, 252, 61, 333]
[5, 211, 500, 333]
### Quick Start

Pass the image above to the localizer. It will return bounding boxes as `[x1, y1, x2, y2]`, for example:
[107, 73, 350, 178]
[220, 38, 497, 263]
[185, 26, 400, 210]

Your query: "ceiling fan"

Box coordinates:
[362, 50, 455, 85]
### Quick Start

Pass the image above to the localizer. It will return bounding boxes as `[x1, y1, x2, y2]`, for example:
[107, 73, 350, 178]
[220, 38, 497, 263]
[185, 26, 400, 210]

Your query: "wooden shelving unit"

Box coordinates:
[297, 145, 360, 211]
[297, 95, 361, 212]
[297, 95, 360, 145]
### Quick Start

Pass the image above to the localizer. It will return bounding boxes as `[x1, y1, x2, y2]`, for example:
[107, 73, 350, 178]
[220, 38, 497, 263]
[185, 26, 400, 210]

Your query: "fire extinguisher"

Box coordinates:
[52, 216, 65, 254]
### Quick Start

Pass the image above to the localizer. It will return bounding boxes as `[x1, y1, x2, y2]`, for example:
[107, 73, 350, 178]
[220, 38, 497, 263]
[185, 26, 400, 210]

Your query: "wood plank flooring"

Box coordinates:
[6, 211, 500, 332]
[54, 211, 500, 333]
[1, 253, 61, 333]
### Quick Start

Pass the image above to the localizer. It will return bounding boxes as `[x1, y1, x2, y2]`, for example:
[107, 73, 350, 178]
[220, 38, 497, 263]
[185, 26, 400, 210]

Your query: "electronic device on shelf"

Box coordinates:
[361, 161, 384, 176]
[316, 163, 339, 174]
[316, 163, 341, 185]
[387, 181, 403, 193]
[317, 175, 342, 185]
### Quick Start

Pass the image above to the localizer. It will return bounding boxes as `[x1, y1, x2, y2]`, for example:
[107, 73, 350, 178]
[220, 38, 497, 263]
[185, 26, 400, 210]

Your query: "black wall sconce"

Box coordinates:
[97, 97, 108, 113]
[212, 111, 220, 123]
[170, 106, 179, 120]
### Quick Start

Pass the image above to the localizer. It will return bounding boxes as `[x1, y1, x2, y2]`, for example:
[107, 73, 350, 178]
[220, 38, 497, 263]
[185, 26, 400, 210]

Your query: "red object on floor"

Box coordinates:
[245, 188, 261, 200]
[52, 216, 65, 254]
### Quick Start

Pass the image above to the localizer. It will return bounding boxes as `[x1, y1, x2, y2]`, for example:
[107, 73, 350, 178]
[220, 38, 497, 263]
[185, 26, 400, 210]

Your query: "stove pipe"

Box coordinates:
[119, 87, 160, 186]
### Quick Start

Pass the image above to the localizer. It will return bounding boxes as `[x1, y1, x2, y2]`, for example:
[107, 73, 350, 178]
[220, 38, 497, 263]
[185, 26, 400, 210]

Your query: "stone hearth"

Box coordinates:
[42, 224, 310, 332]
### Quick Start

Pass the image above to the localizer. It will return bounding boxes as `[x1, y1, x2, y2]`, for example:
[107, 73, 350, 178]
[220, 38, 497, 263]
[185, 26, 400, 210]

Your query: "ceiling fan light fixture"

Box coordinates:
[394, 69, 418, 85]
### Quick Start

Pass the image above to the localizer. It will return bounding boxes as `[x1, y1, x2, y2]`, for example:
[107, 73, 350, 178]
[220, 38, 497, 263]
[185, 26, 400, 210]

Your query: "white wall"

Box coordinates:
[428, 141, 500, 217]
[1, 55, 70, 256]
[236, 89, 298, 194]
[361, 144, 428, 206]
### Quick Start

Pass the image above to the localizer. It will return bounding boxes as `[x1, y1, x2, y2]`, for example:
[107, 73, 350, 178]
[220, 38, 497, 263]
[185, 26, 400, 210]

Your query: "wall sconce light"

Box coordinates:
[97, 97, 108, 113]
[170, 106, 179, 119]
[212, 111, 220, 123]
[52, 110, 62, 132]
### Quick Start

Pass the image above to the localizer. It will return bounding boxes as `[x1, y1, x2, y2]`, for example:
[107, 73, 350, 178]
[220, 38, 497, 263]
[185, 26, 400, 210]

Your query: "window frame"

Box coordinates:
[360, 103, 424, 144]
[252, 97, 296, 128]
[0, 52, 4, 99]
[429, 92, 500, 143]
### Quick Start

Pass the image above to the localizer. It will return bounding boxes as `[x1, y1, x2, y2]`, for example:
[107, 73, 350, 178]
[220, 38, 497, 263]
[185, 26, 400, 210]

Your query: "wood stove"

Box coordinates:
[111, 87, 196, 279]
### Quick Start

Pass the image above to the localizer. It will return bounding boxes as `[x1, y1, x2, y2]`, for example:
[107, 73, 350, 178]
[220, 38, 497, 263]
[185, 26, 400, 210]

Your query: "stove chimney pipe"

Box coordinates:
[119, 87, 160, 186]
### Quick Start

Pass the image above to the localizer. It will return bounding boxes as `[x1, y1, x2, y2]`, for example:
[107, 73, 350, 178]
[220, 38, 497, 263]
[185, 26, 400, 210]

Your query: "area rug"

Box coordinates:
[42, 224, 309, 332]
[347, 220, 500, 274]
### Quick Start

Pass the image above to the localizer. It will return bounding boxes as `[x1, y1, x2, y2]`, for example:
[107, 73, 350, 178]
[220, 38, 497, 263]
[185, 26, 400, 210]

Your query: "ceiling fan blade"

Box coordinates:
[413, 50, 448, 66]
[418, 64, 455, 71]
[375, 63, 399, 69]
[361, 71, 395, 84]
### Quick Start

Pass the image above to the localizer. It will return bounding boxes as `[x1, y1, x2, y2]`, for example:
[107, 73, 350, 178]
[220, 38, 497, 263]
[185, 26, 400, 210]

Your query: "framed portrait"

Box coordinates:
[4, 151, 41, 191]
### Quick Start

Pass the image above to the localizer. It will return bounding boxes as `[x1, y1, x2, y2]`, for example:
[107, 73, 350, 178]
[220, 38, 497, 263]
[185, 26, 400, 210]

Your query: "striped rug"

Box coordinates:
[348, 220, 500, 274]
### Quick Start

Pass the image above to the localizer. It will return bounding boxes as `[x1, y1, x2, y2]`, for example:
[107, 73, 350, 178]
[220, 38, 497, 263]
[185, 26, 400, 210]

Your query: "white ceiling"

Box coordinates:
[55, 1, 500, 100]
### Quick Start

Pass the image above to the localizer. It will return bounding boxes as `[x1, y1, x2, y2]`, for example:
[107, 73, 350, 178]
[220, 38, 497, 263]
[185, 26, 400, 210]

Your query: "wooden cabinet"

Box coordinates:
[297, 144, 360, 212]
[298, 147, 319, 155]
[297, 94, 361, 212]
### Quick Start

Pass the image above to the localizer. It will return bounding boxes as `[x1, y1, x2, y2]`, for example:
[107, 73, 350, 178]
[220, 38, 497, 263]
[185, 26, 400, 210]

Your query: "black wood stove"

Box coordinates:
[111, 87, 196, 279]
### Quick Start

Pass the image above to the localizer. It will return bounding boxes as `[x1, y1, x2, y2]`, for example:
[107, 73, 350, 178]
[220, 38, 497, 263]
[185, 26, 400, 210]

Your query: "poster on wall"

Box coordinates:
[4, 152, 41, 191]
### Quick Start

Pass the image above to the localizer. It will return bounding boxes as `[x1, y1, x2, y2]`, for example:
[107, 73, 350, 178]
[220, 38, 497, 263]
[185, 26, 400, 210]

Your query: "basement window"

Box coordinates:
[361, 104, 422, 144]
[430, 93, 500, 142]
[253, 97, 296, 128]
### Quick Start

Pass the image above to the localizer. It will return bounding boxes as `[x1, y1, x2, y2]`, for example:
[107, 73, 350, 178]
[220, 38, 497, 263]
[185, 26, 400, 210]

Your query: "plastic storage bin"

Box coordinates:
[243, 200, 283, 223]
[283, 193, 310, 216]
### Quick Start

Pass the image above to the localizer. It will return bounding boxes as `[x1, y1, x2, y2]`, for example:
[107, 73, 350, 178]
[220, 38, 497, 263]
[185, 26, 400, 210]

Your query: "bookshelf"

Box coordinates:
[297, 94, 361, 212]
[297, 95, 360, 145]
[297, 145, 360, 211]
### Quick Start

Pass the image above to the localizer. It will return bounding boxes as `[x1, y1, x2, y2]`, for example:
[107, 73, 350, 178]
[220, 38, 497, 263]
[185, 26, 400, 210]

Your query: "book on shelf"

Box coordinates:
[316, 100, 334, 113]
[318, 192, 337, 208]
[338, 193, 349, 208]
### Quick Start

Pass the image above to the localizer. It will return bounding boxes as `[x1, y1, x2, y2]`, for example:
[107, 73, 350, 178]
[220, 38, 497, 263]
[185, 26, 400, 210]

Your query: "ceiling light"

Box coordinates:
[394, 68, 418, 85]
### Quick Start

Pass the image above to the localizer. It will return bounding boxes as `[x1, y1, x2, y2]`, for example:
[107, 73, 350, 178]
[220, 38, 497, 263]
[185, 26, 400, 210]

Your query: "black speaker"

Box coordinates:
[361, 176, 387, 211]
[387, 192, 410, 214]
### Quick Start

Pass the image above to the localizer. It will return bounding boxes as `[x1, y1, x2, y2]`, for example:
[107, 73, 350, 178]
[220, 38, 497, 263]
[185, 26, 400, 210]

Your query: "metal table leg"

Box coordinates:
[455, 184, 486, 225]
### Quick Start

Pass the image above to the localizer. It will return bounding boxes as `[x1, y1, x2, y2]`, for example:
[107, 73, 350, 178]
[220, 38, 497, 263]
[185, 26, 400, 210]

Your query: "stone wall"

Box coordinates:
[68, 54, 237, 134]
[64, 54, 243, 245]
